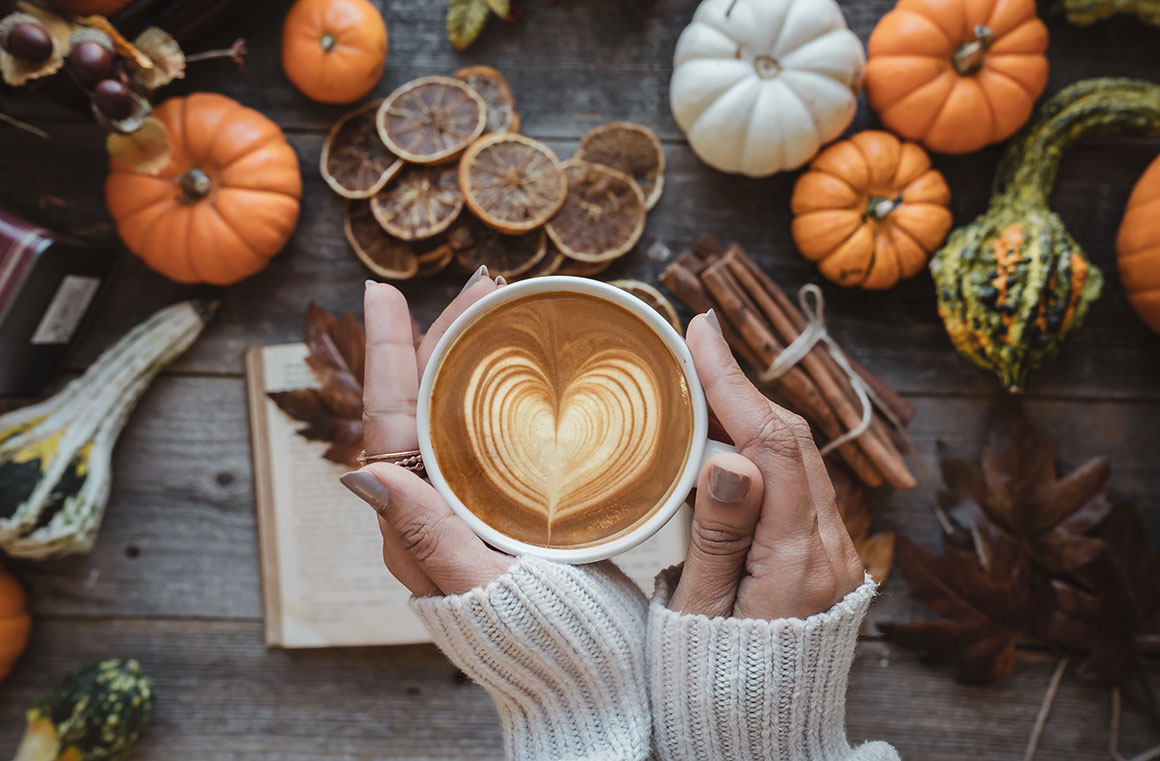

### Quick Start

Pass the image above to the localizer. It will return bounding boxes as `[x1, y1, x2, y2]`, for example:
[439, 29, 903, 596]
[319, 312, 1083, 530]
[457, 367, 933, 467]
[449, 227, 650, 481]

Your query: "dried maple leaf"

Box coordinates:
[268, 304, 365, 466]
[878, 526, 1032, 684]
[938, 401, 1111, 574]
[1037, 504, 1160, 686]
[829, 462, 895, 584]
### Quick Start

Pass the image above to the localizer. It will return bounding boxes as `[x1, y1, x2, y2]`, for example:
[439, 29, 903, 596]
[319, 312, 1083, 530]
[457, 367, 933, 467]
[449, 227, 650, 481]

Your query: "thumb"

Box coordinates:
[668, 452, 764, 618]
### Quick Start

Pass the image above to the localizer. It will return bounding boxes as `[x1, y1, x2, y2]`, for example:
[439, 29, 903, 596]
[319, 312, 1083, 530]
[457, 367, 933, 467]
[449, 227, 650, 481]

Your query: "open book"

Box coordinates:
[245, 343, 691, 648]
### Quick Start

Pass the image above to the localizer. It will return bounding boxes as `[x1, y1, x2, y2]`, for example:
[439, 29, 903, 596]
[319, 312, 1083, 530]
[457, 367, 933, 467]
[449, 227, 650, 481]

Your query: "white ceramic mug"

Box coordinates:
[416, 275, 735, 564]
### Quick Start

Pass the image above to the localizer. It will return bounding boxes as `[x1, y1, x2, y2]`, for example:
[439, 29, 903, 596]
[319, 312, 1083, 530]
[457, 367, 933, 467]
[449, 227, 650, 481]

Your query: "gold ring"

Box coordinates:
[357, 449, 426, 477]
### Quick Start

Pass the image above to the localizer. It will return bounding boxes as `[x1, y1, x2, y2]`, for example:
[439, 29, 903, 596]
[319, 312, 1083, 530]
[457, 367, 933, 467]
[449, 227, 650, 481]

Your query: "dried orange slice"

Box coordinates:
[459, 133, 566, 234]
[376, 76, 486, 165]
[321, 101, 403, 199]
[455, 65, 520, 134]
[370, 164, 464, 241]
[554, 246, 613, 277]
[514, 247, 566, 280]
[416, 242, 454, 277]
[577, 121, 665, 210]
[609, 279, 681, 333]
[344, 200, 420, 280]
[448, 218, 547, 279]
[546, 160, 646, 262]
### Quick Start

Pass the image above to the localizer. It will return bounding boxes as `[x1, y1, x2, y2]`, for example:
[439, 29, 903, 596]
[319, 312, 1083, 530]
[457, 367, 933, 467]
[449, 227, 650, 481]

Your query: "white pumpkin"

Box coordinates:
[670, 0, 866, 178]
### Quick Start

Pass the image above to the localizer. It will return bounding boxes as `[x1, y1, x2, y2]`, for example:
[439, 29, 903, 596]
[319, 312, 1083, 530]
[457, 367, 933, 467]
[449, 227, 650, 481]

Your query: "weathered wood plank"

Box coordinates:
[12, 375, 1158, 624]
[0, 618, 1152, 761]
[2, 124, 1156, 400]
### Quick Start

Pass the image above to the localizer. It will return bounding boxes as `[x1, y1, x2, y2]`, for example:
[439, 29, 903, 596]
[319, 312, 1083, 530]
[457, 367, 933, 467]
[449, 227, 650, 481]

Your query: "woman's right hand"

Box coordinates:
[667, 310, 867, 621]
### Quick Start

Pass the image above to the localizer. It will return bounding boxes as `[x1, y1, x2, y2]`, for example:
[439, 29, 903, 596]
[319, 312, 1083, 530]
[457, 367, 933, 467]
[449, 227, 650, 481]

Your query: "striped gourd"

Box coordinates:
[931, 79, 1160, 391]
[0, 302, 214, 558]
[1063, 0, 1160, 26]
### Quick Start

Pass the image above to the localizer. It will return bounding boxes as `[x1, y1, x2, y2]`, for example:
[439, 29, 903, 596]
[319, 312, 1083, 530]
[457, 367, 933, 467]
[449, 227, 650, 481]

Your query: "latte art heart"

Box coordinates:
[429, 291, 693, 548]
[465, 347, 663, 533]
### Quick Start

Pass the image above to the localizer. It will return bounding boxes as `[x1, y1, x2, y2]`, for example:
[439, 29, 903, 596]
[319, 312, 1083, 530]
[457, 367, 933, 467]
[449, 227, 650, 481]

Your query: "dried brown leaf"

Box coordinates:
[268, 304, 367, 467]
[878, 528, 1032, 684]
[830, 462, 895, 584]
[938, 402, 1112, 574]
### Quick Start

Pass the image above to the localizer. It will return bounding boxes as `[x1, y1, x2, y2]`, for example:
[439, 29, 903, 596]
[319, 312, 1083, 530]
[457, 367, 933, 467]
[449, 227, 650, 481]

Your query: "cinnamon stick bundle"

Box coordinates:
[660, 235, 917, 491]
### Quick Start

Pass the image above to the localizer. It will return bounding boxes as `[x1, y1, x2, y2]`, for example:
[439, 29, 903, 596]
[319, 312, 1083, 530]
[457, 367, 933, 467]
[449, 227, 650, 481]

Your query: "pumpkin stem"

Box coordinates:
[179, 168, 212, 201]
[952, 24, 995, 75]
[866, 195, 898, 221]
[320, 32, 337, 52]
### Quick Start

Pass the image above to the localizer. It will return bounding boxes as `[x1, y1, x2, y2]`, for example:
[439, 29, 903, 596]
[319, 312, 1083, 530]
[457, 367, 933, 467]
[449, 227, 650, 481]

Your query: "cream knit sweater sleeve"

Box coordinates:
[411, 557, 898, 761]
[410, 557, 652, 761]
[648, 564, 899, 761]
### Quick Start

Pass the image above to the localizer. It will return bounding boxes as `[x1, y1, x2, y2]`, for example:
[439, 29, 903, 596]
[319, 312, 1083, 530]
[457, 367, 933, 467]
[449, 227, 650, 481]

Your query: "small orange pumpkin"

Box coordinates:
[865, 0, 1049, 155]
[791, 130, 952, 290]
[43, 0, 132, 15]
[106, 93, 302, 285]
[1116, 153, 1160, 334]
[281, 0, 388, 105]
[0, 569, 30, 682]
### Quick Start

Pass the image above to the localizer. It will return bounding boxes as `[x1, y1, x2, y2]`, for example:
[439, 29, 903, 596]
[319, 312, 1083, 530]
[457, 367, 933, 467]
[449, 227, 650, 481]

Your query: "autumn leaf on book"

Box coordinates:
[268, 304, 365, 467]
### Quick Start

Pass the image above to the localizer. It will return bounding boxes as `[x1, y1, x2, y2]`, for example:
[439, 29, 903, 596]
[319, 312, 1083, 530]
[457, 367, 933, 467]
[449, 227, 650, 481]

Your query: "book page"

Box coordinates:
[249, 343, 689, 649]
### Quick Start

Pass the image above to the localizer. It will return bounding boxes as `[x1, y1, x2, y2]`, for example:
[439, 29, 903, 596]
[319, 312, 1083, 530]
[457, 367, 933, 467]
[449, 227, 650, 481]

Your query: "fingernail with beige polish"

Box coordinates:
[459, 265, 489, 296]
[494, 275, 507, 286]
[704, 308, 722, 335]
[366, 279, 377, 290]
[708, 464, 749, 503]
[341, 471, 389, 516]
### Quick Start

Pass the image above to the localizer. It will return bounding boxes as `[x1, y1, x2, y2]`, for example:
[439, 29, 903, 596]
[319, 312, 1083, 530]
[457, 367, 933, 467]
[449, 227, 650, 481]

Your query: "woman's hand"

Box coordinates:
[667, 310, 866, 621]
[341, 268, 512, 598]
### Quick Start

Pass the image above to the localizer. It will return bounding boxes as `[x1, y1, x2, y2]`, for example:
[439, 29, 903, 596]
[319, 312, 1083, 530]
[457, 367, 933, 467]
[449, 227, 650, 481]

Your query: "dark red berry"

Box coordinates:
[3, 22, 53, 64]
[69, 41, 113, 89]
[94, 79, 134, 121]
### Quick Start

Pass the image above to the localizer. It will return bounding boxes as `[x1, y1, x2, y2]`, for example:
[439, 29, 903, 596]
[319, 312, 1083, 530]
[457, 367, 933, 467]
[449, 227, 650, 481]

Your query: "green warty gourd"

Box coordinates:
[0, 301, 214, 558]
[1063, 0, 1160, 26]
[931, 78, 1160, 391]
[13, 659, 154, 761]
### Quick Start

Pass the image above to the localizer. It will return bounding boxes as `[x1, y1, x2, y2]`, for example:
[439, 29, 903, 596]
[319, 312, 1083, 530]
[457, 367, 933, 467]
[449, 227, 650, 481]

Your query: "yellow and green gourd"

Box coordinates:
[931, 79, 1160, 391]
[1063, 0, 1160, 26]
[13, 659, 153, 761]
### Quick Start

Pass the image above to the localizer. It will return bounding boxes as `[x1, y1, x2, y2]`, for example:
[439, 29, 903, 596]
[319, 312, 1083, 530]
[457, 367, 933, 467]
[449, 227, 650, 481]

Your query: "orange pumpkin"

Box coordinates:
[865, 0, 1049, 155]
[1116, 154, 1160, 334]
[791, 131, 952, 290]
[106, 93, 302, 285]
[43, 0, 132, 15]
[0, 569, 30, 682]
[282, 0, 388, 105]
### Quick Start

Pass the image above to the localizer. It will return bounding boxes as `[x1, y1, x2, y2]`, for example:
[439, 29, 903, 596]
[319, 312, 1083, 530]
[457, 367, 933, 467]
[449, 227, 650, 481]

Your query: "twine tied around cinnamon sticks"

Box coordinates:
[660, 234, 919, 491]
[760, 284, 873, 458]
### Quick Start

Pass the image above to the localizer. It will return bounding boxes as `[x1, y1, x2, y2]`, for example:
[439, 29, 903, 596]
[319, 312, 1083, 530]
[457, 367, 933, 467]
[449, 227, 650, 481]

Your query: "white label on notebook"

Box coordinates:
[30, 275, 101, 345]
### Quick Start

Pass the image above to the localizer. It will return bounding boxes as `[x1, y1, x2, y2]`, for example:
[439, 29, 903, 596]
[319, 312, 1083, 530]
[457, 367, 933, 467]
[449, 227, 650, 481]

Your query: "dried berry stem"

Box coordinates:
[1110, 686, 1160, 761]
[184, 37, 246, 68]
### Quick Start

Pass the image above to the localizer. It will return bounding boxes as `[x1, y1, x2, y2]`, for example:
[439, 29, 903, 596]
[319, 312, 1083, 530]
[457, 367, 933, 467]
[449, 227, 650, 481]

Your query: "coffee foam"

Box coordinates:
[429, 291, 692, 548]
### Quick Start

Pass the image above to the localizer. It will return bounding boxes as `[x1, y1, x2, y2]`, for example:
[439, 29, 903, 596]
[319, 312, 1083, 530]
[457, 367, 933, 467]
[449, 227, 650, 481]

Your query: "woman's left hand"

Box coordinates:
[341, 270, 513, 598]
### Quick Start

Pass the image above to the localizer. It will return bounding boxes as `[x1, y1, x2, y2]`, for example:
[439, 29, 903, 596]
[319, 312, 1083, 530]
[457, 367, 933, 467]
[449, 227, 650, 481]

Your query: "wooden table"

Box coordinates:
[1, 0, 1158, 758]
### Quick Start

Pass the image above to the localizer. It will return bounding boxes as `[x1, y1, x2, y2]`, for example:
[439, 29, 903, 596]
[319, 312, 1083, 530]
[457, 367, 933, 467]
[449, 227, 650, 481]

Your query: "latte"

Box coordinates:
[429, 291, 693, 548]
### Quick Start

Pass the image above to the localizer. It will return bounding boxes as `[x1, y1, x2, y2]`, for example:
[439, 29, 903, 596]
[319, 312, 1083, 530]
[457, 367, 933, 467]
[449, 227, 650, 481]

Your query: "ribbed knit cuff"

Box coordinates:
[411, 557, 651, 761]
[647, 566, 888, 761]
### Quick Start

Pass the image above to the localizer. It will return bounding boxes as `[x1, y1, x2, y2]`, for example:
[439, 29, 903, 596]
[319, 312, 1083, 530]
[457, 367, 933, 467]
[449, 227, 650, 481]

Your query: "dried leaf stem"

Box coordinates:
[1022, 657, 1067, 761]
[1111, 687, 1160, 761]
